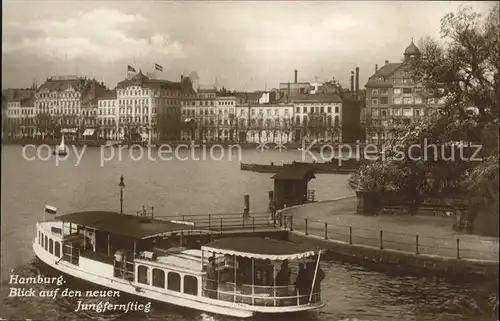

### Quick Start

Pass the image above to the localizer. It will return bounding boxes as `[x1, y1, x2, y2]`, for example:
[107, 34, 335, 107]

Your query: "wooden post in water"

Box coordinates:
[243, 195, 250, 218]
[305, 219, 308, 235]
[416, 235, 419, 254]
[324, 222, 328, 240]
[379, 230, 383, 250]
[456, 238, 460, 259]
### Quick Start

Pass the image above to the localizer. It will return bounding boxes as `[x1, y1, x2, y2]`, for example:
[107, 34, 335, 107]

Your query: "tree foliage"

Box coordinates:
[349, 5, 499, 233]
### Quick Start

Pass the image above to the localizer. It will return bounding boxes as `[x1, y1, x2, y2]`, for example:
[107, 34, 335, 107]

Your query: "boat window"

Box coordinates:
[137, 265, 149, 285]
[152, 269, 165, 288]
[49, 239, 54, 255]
[44, 235, 48, 251]
[183, 275, 198, 296]
[167, 272, 180, 292]
[39, 232, 42, 246]
[55, 242, 61, 258]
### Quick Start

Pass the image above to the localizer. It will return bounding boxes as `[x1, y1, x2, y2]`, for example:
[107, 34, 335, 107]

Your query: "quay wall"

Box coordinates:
[287, 231, 499, 279]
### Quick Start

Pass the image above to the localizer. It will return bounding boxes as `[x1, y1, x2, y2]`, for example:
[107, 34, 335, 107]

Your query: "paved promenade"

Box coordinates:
[281, 196, 499, 262]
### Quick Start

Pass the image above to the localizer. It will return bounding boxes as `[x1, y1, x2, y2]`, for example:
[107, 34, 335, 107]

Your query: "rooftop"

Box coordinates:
[287, 93, 343, 103]
[271, 166, 316, 180]
[56, 211, 209, 239]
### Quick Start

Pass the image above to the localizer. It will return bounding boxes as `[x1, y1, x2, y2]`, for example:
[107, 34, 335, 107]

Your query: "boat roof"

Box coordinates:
[56, 211, 210, 239]
[201, 237, 318, 260]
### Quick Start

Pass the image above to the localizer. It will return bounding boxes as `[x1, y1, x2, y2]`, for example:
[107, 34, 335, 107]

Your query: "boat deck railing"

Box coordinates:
[202, 279, 321, 307]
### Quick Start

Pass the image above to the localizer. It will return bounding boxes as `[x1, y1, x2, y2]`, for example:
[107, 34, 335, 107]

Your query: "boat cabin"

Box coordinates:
[201, 237, 325, 307]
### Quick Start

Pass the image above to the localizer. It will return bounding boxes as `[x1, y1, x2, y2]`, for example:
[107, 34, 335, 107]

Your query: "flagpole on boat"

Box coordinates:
[308, 249, 322, 304]
[43, 201, 46, 222]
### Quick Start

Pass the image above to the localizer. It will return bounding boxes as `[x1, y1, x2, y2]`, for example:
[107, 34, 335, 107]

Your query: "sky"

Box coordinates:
[2, 1, 496, 92]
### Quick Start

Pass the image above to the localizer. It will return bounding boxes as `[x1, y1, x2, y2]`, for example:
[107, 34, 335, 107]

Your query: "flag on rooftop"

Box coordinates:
[45, 205, 57, 215]
[155, 63, 163, 72]
[127, 65, 136, 72]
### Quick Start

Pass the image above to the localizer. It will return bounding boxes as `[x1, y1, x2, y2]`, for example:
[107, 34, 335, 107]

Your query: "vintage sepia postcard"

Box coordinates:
[1, 1, 498, 321]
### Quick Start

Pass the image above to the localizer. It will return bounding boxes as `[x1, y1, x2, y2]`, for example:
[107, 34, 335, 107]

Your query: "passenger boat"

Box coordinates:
[33, 209, 325, 318]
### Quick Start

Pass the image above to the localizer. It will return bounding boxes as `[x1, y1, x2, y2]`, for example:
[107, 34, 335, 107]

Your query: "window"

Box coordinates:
[371, 99, 378, 105]
[184, 275, 198, 295]
[295, 115, 300, 126]
[152, 269, 165, 288]
[303, 116, 308, 127]
[381, 89, 389, 95]
[327, 116, 332, 126]
[335, 107, 339, 113]
[381, 110, 387, 117]
[296, 107, 300, 113]
[372, 89, 379, 95]
[49, 239, 54, 255]
[403, 97, 413, 104]
[334, 116, 339, 126]
[41, 233, 44, 247]
[320, 107, 324, 113]
[402, 88, 412, 94]
[303, 107, 307, 113]
[393, 97, 402, 105]
[328, 107, 332, 113]
[415, 109, 421, 116]
[380, 97, 389, 105]
[393, 88, 402, 95]
[44, 235, 48, 251]
[167, 272, 181, 292]
[138, 265, 149, 285]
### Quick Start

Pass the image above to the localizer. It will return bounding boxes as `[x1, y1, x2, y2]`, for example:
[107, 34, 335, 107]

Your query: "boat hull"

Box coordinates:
[33, 241, 323, 318]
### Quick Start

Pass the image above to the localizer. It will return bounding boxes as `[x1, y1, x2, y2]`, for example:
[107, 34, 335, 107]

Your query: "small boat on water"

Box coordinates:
[52, 135, 68, 156]
[34, 208, 325, 318]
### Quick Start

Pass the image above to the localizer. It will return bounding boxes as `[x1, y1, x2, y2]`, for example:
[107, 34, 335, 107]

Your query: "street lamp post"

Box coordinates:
[119, 175, 125, 214]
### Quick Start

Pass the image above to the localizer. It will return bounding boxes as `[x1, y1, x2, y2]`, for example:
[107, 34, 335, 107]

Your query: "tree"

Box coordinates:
[349, 5, 499, 233]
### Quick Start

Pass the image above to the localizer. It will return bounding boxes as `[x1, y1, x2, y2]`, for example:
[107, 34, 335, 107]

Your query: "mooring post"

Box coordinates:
[324, 222, 328, 240]
[456, 238, 460, 259]
[349, 226, 353, 245]
[208, 214, 211, 229]
[252, 216, 255, 232]
[379, 230, 383, 250]
[416, 235, 419, 255]
[290, 215, 294, 231]
[243, 194, 250, 218]
[220, 217, 223, 231]
[305, 219, 308, 235]
[151, 206, 154, 218]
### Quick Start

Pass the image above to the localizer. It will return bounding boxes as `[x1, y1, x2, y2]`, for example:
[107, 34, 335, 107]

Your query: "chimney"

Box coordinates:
[385, 60, 389, 64]
[355, 67, 359, 92]
[294, 69, 298, 83]
[287, 82, 290, 103]
[375, 64, 378, 72]
[350, 71, 354, 92]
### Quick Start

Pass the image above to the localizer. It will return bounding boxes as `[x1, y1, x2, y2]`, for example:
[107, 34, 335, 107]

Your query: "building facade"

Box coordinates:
[236, 103, 294, 143]
[97, 90, 118, 139]
[34, 76, 108, 140]
[291, 94, 343, 143]
[364, 42, 446, 145]
[115, 71, 194, 142]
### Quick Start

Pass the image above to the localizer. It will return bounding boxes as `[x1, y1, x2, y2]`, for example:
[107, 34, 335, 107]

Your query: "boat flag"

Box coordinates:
[128, 65, 136, 72]
[155, 63, 163, 72]
[45, 205, 57, 215]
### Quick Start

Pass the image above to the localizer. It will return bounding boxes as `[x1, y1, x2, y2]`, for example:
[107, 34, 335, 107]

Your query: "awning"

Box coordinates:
[83, 129, 96, 136]
[56, 211, 211, 240]
[61, 128, 78, 133]
[201, 237, 319, 261]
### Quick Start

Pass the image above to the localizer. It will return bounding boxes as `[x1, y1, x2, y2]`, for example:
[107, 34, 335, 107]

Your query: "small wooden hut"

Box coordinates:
[271, 167, 316, 210]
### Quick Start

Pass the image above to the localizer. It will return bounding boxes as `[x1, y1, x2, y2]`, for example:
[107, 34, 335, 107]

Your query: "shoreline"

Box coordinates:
[1, 139, 369, 151]
[278, 198, 499, 279]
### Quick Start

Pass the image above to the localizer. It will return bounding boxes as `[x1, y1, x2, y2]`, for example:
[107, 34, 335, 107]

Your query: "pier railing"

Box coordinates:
[281, 215, 499, 262]
[154, 212, 276, 232]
